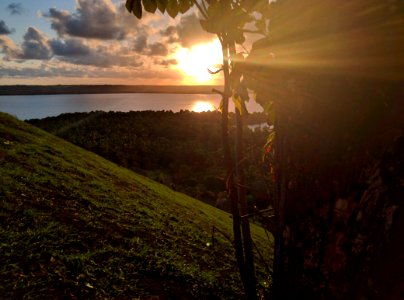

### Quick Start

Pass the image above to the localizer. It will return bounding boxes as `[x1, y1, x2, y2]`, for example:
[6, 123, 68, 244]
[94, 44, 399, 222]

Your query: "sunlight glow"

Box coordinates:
[192, 101, 216, 112]
[175, 39, 223, 84]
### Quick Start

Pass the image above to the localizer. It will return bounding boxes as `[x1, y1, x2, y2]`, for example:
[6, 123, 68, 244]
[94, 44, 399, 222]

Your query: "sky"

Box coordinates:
[0, 0, 224, 85]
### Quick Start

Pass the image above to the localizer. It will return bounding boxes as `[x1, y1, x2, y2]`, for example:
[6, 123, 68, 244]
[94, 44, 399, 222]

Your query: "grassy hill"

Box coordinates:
[0, 112, 272, 299]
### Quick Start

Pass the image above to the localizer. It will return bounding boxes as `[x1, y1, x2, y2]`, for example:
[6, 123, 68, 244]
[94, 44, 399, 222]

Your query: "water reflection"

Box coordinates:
[191, 101, 217, 112]
[0, 93, 263, 120]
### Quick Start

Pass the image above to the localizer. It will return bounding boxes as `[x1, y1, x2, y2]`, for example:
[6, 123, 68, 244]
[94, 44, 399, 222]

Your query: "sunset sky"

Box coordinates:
[0, 0, 224, 85]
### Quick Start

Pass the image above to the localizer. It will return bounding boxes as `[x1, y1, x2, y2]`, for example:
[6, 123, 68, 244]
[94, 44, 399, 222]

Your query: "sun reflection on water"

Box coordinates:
[192, 101, 216, 112]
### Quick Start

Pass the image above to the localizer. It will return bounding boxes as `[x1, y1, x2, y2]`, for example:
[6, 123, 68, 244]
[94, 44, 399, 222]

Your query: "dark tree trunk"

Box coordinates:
[240, 2, 404, 298]
[271, 76, 403, 300]
[235, 109, 257, 300]
[220, 38, 247, 290]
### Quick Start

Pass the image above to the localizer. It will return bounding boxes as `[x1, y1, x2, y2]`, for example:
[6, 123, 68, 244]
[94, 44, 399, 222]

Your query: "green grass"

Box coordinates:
[0, 112, 273, 299]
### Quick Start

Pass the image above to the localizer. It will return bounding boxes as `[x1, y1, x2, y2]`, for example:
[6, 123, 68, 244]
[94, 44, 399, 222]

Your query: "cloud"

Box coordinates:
[155, 58, 178, 67]
[49, 38, 90, 56]
[58, 50, 143, 68]
[6, 3, 26, 15]
[20, 27, 52, 60]
[176, 13, 214, 47]
[134, 34, 147, 53]
[160, 26, 177, 37]
[0, 20, 14, 35]
[0, 62, 182, 82]
[148, 42, 168, 56]
[0, 35, 20, 59]
[133, 35, 168, 56]
[43, 0, 128, 40]
[49, 38, 143, 68]
[0, 65, 84, 78]
[1, 26, 143, 68]
[159, 25, 179, 44]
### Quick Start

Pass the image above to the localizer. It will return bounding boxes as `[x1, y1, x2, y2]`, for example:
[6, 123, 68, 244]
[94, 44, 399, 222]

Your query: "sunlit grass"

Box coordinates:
[0, 112, 273, 298]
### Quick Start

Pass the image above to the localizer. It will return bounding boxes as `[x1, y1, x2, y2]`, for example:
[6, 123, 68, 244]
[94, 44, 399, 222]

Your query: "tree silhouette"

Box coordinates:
[125, 1, 271, 298]
[126, 0, 403, 299]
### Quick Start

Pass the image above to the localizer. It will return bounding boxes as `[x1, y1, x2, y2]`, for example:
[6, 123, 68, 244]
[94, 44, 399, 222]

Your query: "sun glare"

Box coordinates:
[192, 101, 216, 112]
[175, 39, 223, 84]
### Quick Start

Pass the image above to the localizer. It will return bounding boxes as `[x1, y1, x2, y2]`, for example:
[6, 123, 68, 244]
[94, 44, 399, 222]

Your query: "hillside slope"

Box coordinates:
[0, 112, 272, 299]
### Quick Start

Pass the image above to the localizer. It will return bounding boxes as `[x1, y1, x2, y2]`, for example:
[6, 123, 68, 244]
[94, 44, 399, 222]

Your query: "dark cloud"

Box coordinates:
[1, 26, 142, 68]
[0, 65, 83, 78]
[176, 13, 214, 47]
[59, 52, 143, 68]
[20, 27, 52, 60]
[44, 0, 127, 40]
[0, 64, 181, 81]
[51, 40, 143, 68]
[0, 27, 52, 61]
[159, 25, 179, 44]
[134, 34, 168, 56]
[0, 20, 14, 35]
[160, 26, 177, 37]
[156, 58, 178, 67]
[6, 3, 26, 15]
[148, 42, 168, 56]
[49, 39, 90, 56]
[134, 34, 147, 53]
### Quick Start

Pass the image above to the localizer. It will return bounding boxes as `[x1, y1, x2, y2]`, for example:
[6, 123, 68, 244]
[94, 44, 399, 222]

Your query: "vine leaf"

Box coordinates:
[156, 0, 168, 13]
[126, 0, 135, 12]
[126, 0, 142, 19]
[142, 0, 158, 13]
[178, 0, 192, 14]
[233, 94, 248, 116]
[166, 0, 179, 18]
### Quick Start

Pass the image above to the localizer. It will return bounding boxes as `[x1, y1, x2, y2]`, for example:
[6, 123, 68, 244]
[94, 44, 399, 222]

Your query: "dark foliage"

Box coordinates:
[29, 110, 272, 213]
[241, 0, 403, 298]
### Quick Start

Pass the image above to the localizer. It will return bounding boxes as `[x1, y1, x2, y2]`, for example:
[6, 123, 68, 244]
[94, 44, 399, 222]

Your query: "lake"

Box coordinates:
[0, 93, 263, 120]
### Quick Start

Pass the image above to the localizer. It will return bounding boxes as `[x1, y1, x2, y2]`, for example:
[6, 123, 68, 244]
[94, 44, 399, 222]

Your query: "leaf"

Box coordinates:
[126, 0, 135, 12]
[142, 0, 157, 13]
[237, 82, 249, 103]
[178, 0, 192, 14]
[234, 31, 245, 45]
[232, 94, 248, 116]
[219, 99, 224, 112]
[166, 0, 179, 18]
[255, 17, 266, 33]
[200, 19, 217, 34]
[131, 0, 143, 18]
[156, 0, 168, 13]
[207, 1, 226, 33]
[264, 100, 275, 125]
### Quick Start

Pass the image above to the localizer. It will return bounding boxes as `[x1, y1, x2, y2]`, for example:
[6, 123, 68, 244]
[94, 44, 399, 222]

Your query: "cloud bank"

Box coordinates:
[0, 0, 220, 83]
[44, 0, 128, 40]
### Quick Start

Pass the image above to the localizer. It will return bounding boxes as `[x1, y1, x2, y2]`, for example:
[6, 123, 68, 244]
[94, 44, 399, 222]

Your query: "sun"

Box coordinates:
[175, 39, 223, 84]
[192, 101, 216, 112]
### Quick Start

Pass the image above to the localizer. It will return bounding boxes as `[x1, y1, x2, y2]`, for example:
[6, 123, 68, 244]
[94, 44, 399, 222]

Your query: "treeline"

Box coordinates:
[29, 110, 271, 211]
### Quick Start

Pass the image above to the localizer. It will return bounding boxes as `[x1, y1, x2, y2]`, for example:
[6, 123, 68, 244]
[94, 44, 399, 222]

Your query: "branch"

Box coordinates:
[191, 0, 208, 19]
[212, 88, 224, 96]
[208, 67, 223, 75]
[242, 29, 266, 35]
[201, 0, 208, 15]
[240, 208, 274, 219]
